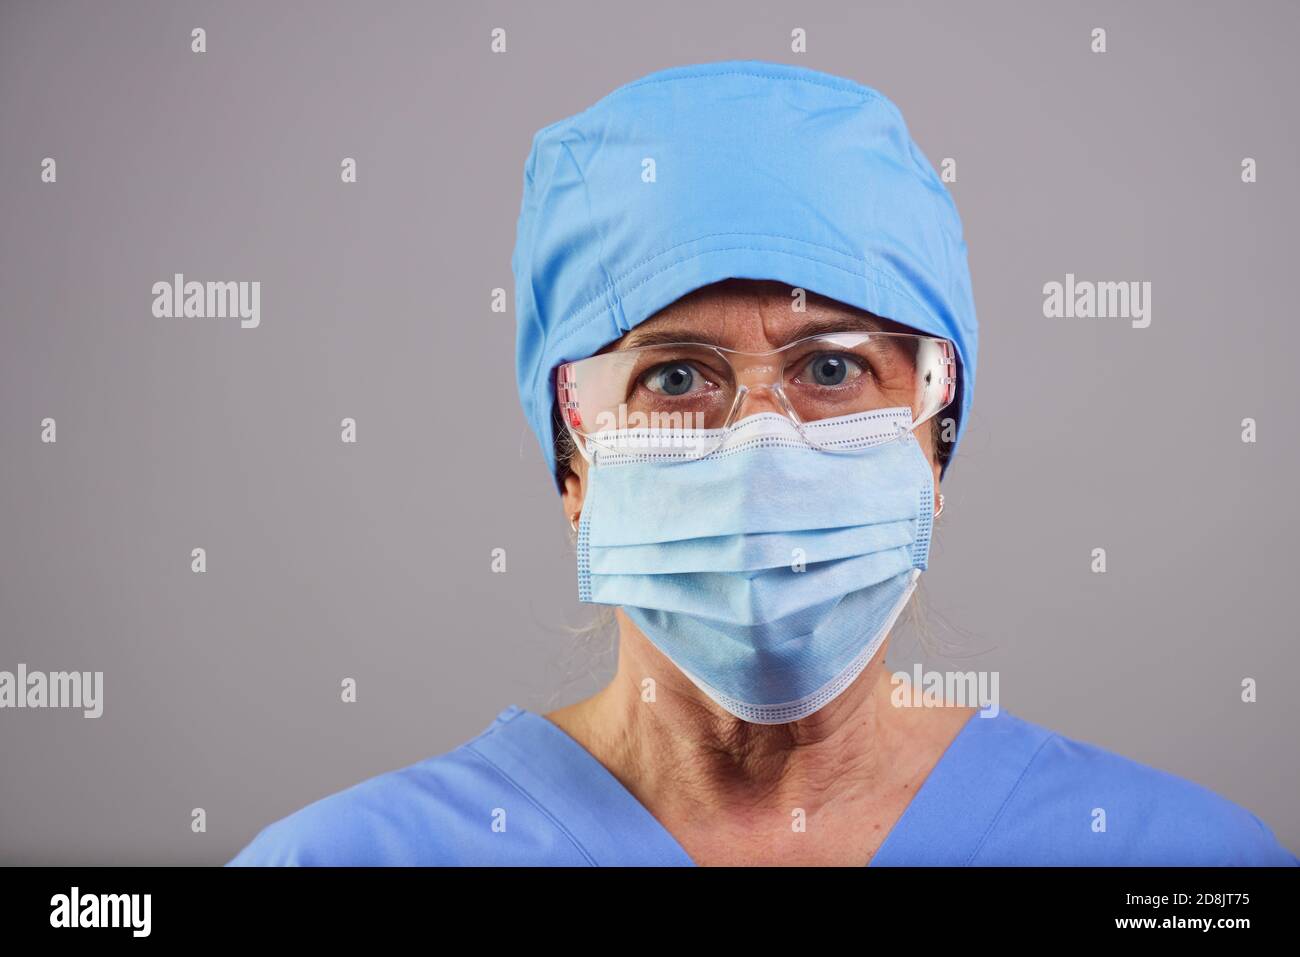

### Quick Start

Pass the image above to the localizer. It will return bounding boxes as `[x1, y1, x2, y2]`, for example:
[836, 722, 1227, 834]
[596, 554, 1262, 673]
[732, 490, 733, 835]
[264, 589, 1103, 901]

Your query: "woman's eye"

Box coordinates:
[800, 353, 863, 387]
[643, 362, 708, 396]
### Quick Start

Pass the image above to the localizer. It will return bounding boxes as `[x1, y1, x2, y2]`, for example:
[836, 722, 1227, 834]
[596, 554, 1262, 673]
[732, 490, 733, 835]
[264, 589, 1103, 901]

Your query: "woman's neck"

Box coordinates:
[543, 611, 977, 865]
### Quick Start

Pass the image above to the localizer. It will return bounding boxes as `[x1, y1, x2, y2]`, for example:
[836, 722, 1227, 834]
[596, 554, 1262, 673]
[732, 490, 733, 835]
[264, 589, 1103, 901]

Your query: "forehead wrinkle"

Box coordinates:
[613, 295, 734, 350]
[610, 282, 889, 353]
[616, 312, 730, 350]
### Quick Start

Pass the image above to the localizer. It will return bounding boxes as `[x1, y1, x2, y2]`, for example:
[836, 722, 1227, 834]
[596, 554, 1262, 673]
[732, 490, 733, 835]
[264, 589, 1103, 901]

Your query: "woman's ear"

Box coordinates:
[561, 459, 587, 530]
[925, 418, 944, 519]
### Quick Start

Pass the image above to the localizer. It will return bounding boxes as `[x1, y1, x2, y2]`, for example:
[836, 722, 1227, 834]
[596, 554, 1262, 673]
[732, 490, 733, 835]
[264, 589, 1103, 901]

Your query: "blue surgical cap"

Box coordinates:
[512, 59, 977, 489]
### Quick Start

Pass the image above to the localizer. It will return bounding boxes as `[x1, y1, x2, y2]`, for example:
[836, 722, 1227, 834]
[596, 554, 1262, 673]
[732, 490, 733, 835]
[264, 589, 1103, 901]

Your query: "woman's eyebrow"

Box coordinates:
[618, 314, 885, 351]
[617, 327, 712, 349]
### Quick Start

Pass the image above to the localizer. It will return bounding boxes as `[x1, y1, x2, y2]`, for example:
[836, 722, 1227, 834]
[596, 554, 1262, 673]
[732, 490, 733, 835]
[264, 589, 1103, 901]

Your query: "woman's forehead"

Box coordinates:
[605, 279, 911, 353]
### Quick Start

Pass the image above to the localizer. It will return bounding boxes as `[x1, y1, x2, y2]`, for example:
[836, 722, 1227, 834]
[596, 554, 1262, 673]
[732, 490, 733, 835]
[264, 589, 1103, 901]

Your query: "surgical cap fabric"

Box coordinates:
[511, 59, 978, 487]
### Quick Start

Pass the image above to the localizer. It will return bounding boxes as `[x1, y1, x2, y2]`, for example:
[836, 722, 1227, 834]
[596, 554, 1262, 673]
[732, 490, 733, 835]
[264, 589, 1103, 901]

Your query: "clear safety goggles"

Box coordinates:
[557, 331, 957, 463]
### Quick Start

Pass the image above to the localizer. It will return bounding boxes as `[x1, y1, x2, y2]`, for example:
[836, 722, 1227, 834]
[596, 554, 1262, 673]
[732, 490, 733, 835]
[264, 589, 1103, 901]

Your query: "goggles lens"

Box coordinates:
[558, 332, 957, 462]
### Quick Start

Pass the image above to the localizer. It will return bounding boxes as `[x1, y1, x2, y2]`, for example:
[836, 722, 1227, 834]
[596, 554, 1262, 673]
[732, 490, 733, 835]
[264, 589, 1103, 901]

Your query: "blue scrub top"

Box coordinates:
[225, 705, 1297, 866]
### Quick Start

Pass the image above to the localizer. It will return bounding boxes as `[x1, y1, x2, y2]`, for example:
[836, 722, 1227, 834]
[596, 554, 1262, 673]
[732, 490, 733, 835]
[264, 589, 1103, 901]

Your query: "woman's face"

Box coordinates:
[560, 278, 944, 522]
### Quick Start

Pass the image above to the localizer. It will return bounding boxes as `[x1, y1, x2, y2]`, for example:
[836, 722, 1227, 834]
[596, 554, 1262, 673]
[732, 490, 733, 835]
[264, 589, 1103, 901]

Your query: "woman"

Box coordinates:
[227, 60, 1295, 866]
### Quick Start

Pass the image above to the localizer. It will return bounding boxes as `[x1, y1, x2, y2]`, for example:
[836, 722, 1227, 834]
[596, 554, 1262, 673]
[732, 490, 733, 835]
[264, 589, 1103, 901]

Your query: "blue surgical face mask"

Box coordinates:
[576, 408, 935, 724]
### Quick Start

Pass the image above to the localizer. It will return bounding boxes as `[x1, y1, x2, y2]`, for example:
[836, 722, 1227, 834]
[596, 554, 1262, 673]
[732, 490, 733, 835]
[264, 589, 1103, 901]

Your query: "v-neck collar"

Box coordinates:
[475, 704, 1040, 866]
[868, 707, 1051, 865]
[468, 705, 695, 865]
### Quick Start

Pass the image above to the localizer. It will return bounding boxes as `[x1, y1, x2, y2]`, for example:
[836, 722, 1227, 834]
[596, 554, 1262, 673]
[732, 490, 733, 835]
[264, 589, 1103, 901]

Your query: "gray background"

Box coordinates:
[1, 0, 1296, 864]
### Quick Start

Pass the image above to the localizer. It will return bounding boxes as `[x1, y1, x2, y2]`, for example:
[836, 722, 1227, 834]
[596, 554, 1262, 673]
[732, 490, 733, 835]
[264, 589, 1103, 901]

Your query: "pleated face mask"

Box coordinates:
[576, 407, 935, 724]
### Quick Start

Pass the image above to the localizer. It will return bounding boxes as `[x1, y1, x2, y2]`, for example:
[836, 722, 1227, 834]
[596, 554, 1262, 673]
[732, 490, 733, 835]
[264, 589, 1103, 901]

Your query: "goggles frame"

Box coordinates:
[557, 331, 958, 464]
